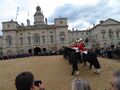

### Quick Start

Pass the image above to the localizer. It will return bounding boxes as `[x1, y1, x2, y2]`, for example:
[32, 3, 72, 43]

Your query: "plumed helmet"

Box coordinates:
[79, 38, 83, 41]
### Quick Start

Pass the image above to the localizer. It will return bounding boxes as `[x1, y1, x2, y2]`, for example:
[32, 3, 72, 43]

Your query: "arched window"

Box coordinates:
[59, 31, 65, 43]
[6, 35, 12, 47]
[33, 33, 40, 45]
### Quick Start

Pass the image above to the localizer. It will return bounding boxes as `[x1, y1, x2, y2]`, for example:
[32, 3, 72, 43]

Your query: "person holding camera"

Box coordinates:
[15, 71, 45, 90]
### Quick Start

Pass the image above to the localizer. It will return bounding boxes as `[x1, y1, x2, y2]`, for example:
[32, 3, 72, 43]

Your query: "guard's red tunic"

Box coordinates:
[78, 42, 86, 51]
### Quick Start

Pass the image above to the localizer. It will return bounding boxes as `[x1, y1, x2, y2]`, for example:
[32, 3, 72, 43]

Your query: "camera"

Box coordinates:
[34, 80, 42, 87]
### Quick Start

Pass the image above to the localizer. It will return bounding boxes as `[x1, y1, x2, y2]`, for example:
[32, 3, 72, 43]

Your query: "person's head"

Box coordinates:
[15, 71, 34, 90]
[72, 79, 91, 90]
[110, 69, 120, 90]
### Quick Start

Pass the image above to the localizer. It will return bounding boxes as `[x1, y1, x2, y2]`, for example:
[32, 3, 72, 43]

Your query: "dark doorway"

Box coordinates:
[28, 49, 32, 54]
[111, 45, 114, 48]
[43, 48, 46, 52]
[34, 47, 41, 55]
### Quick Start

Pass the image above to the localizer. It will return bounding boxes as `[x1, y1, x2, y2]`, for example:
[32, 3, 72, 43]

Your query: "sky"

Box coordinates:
[0, 0, 120, 33]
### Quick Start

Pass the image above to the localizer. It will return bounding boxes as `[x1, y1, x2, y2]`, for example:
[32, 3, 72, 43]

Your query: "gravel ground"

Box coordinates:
[0, 55, 120, 90]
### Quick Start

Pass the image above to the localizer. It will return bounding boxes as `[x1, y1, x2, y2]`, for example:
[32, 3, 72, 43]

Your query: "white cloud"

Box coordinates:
[0, 0, 120, 32]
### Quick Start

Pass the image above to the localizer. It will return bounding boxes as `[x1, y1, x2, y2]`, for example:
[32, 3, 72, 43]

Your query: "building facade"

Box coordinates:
[1, 6, 69, 55]
[1, 6, 120, 55]
[0, 36, 2, 54]
[88, 18, 120, 48]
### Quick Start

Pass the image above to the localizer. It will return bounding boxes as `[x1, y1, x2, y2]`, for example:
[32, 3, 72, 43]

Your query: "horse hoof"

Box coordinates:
[71, 72, 74, 75]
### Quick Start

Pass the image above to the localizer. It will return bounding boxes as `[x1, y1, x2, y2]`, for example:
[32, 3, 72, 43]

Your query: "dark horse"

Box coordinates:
[82, 50, 101, 73]
[62, 47, 101, 75]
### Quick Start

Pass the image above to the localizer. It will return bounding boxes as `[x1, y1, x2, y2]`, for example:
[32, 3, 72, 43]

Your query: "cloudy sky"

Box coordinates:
[0, 0, 120, 32]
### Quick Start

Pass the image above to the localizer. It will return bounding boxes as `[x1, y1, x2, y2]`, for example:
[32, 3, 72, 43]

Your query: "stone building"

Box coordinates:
[1, 6, 120, 56]
[68, 18, 120, 48]
[89, 18, 120, 48]
[1, 6, 69, 55]
[0, 36, 2, 55]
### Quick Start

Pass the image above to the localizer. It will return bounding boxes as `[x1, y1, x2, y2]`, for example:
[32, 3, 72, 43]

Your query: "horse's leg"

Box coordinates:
[71, 63, 75, 75]
[83, 61, 86, 66]
[89, 63, 92, 70]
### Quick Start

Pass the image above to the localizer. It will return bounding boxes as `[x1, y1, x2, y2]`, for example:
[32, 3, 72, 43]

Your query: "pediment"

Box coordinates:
[100, 18, 120, 25]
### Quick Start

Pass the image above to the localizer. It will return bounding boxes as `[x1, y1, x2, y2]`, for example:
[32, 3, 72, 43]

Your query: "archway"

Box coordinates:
[28, 49, 32, 54]
[34, 47, 41, 55]
[43, 48, 46, 52]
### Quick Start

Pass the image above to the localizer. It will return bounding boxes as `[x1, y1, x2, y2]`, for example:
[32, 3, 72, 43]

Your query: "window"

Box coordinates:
[59, 31, 65, 43]
[109, 29, 114, 39]
[7, 24, 10, 27]
[104, 43, 106, 46]
[86, 32, 88, 35]
[101, 29, 106, 33]
[50, 35, 54, 43]
[116, 31, 119, 38]
[33, 33, 40, 45]
[19, 50, 24, 55]
[101, 30, 106, 40]
[20, 37, 23, 45]
[42, 36, 45, 44]
[20, 33, 23, 35]
[118, 42, 120, 45]
[28, 33, 31, 35]
[81, 32, 83, 35]
[6, 35, 12, 47]
[28, 36, 31, 45]
[102, 34, 105, 40]
[7, 50, 12, 55]
[60, 21, 62, 24]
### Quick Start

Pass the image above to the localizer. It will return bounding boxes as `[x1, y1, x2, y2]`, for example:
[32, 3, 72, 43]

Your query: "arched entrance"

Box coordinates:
[28, 49, 32, 54]
[43, 48, 46, 52]
[34, 47, 41, 55]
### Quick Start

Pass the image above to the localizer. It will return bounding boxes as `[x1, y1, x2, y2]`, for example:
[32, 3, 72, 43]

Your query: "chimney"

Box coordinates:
[93, 23, 95, 27]
[72, 28, 74, 31]
[21, 23, 24, 26]
[27, 19, 30, 26]
[45, 18, 47, 24]
[100, 20, 104, 24]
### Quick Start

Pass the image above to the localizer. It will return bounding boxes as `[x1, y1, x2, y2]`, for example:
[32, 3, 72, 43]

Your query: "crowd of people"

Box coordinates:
[0, 38, 118, 90]
[96, 46, 120, 60]
[15, 69, 120, 90]
[0, 51, 62, 60]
